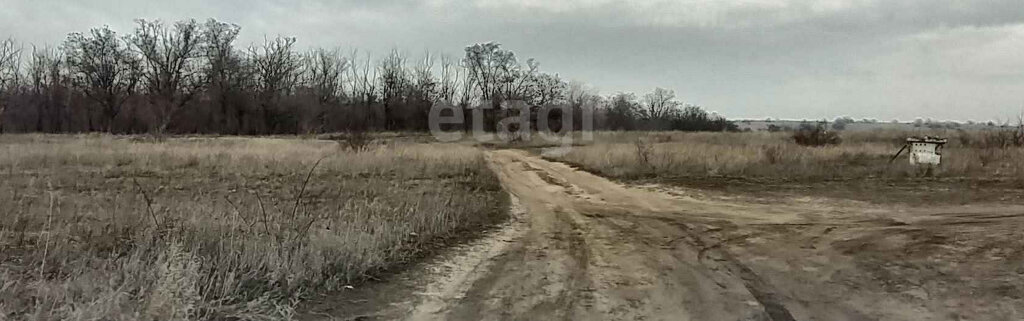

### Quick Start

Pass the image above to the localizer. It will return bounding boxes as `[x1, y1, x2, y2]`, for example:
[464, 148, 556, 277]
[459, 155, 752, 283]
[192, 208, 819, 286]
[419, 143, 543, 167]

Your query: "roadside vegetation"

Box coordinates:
[0, 134, 506, 320]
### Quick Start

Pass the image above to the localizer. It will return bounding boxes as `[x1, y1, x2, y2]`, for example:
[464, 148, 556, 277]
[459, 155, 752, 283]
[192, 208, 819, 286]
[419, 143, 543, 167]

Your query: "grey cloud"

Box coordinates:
[2, 0, 1023, 121]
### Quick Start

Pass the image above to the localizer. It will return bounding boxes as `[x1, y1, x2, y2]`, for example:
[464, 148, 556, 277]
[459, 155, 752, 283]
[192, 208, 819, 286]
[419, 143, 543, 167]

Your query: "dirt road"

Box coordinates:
[305, 149, 1024, 320]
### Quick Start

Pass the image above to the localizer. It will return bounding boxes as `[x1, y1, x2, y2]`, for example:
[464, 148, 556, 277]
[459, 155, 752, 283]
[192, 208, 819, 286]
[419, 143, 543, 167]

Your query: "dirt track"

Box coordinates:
[305, 149, 1024, 320]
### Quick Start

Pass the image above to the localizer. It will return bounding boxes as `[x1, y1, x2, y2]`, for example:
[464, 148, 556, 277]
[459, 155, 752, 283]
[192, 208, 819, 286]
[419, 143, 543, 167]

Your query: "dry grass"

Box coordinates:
[0, 134, 506, 320]
[550, 130, 1024, 182]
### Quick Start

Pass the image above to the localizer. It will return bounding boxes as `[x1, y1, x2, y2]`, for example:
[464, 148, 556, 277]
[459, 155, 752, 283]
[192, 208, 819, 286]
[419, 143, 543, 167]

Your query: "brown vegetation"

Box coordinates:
[792, 122, 841, 146]
[549, 130, 1024, 183]
[0, 135, 506, 320]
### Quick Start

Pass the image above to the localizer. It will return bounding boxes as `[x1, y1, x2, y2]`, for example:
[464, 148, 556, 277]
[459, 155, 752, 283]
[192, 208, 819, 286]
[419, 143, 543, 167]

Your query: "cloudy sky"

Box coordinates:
[3, 0, 1023, 121]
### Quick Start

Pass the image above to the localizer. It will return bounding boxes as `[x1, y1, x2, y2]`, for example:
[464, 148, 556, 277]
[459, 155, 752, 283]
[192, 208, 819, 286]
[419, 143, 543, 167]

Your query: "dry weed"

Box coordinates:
[0, 134, 507, 320]
[550, 131, 1024, 181]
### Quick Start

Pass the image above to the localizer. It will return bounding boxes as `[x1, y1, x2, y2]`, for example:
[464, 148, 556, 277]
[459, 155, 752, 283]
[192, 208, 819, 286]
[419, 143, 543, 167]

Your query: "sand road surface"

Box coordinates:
[305, 149, 1024, 321]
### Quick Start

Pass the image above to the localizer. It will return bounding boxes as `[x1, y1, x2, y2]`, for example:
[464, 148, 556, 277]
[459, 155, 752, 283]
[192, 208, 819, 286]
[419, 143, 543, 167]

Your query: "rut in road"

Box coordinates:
[304, 149, 1024, 321]
[444, 149, 797, 321]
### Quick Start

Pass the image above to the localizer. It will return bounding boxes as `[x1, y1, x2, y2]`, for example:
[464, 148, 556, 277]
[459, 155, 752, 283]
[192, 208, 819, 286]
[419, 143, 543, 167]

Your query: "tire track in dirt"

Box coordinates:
[479, 150, 794, 320]
[303, 149, 1024, 320]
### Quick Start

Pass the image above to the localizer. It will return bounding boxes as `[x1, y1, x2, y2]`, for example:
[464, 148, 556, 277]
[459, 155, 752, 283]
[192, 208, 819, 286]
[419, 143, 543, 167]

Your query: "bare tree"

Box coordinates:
[464, 42, 519, 104]
[303, 48, 347, 131]
[27, 46, 69, 131]
[64, 27, 141, 132]
[0, 38, 20, 90]
[565, 80, 598, 130]
[250, 36, 302, 133]
[411, 52, 436, 101]
[529, 72, 566, 106]
[407, 52, 437, 130]
[437, 54, 462, 105]
[346, 50, 376, 105]
[304, 48, 347, 104]
[0, 38, 22, 132]
[128, 19, 204, 134]
[340, 49, 378, 131]
[503, 58, 537, 102]
[464, 42, 538, 132]
[378, 49, 408, 130]
[607, 92, 640, 130]
[201, 19, 247, 133]
[642, 87, 678, 120]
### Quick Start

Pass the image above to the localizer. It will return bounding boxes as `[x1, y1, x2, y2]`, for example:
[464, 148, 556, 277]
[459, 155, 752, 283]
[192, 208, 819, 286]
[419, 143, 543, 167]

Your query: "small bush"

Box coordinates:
[634, 138, 654, 170]
[766, 124, 791, 132]
[325, 130, 374, 151]
[793, 122, 841, 146]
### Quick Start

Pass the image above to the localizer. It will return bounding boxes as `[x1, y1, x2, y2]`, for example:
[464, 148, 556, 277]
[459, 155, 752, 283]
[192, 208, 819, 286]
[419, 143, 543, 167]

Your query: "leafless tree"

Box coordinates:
[378, 49, 409, 130]
[251, 36, 302, 97]
[128, 19, 204, 134]
[411, 52, 436, 100]
[201, 19, 247, 133]
[304, 48, 347, 104]
[606, 92, 640, 130]
[27, 46, 69, 131]
[464, 42, 540, 132]
[0, 38, 22, 132]
[642, 87, 678, 120]
[529, 72, 566, 106]
[0, 19, 740, 135]
[250, 36, 303, 133]
[503, 58, 537, 102]
[406, 52, 437, 130]
[303, 48, 347, 131]
[437, 54, 462, 105]
[565, 80, 599, 130]
[464, 42, 519, 104]
[64, 27, 141, 132]
[0, 38, 20, 90]
[344, 50, 369, 104]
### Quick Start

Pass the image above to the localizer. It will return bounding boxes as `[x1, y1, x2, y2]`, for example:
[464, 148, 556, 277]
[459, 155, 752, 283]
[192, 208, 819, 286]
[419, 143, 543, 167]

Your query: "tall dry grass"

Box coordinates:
[550, 130, 1024, 182]
[0, 134, 506, 320]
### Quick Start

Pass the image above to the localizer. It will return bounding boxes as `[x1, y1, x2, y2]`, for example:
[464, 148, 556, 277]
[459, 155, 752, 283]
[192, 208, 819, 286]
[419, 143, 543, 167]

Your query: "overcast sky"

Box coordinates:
[3, 0, 1023, 121]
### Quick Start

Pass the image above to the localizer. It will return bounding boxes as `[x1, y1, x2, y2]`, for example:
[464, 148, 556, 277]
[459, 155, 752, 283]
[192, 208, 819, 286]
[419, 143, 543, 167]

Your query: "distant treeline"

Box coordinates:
[0, 19, 735, 135]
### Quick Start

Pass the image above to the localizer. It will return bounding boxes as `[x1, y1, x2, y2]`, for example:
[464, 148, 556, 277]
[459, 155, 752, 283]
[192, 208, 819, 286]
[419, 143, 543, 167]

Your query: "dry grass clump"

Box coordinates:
[550, 131, 1024, 182]
[956, 125, 1024, 149]
[0, 134, 506, 320]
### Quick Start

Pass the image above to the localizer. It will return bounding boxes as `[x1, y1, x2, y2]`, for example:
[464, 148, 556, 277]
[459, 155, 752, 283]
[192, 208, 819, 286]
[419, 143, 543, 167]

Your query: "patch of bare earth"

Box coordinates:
[306, 149, 1024, 320]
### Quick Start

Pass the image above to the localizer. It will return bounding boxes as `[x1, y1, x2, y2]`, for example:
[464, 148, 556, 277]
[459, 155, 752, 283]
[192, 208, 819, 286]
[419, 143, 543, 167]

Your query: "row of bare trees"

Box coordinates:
[0, 18, 734, 134]
[604, 88, 736, 131]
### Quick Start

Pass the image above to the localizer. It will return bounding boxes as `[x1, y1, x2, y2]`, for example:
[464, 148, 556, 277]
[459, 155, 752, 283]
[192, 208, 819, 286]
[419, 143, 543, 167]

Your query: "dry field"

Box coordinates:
[3, 130, 1024, 321]
[307, 148, 1024, 321]
[0, 134, 506, 320]
[547, 130, 1024, 204]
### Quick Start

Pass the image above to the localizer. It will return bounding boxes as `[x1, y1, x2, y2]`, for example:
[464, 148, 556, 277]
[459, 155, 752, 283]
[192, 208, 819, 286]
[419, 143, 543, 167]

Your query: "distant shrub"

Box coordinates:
[793, 122, 841, 146]
[324, 130, 374, 151]
[958, 127, 1024, 149]
[766, 124, 791, 132]
[832, 116, 854, 130]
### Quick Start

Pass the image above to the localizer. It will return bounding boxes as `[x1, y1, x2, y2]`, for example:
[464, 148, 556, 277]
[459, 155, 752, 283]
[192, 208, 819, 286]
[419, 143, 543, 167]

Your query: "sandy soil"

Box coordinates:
[302, 149, 1024, 321]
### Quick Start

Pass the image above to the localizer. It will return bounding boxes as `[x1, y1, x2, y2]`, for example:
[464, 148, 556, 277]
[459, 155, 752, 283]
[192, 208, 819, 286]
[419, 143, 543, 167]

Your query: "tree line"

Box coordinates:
[0, 18, 736, 135]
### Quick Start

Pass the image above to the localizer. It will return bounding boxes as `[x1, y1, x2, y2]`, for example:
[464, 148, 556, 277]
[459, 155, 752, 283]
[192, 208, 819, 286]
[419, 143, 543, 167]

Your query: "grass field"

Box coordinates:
[2, 129, 1022, 320]
[0, 134, 506, 320]
[546, 130, 1024, 204]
